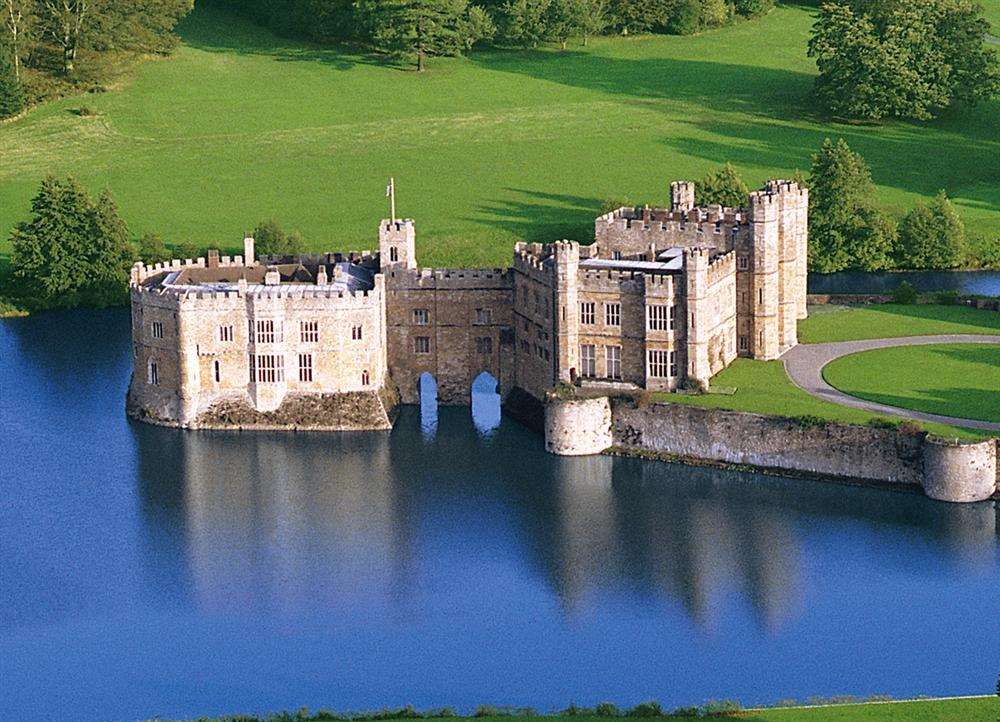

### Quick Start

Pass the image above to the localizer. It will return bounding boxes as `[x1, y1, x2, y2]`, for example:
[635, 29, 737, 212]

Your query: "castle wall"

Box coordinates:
[384, 267, 515, 405]
[544, 396, 613, 456]
[684, 249, 737, 385]
[512, 246, 558, 400]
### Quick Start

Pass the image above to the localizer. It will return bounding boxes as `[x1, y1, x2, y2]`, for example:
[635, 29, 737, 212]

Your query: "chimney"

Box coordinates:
[333, 264, 344, 283]
[316, 265, 328, 285]
[244, 235, 255, 266]
[207, 249, 220, 268]
[264, 266, 280, 286]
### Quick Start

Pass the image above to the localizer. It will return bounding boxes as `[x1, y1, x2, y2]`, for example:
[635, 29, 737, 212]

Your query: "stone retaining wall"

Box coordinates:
[545, 397, 613, 456]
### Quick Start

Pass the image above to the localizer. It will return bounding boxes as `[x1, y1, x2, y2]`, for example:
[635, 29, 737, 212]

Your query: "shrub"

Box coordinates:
[733, 0, 774, 18]
[74, 105, 99, 117]
[934, 290, 959, 305]
[793, 415, 827, 429]
[866, 417, 900, 430]
[891, 280, 918, 304]
[594, 702, 620, 717]
[625, 701, 662, 718]
[700, 699, 742, 716]
[254, 218, 306, 257]
[472, 706, 499, 718]
[137, 232, 171, 264]
[0, 53, 26, 120]
[897, 421, 925, 437]
[599, 199, 630, 214]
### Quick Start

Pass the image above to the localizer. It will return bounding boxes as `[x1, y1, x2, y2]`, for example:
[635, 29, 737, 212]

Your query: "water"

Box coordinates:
[2, 311, 999, 722]
[808, 270, 1000, 296]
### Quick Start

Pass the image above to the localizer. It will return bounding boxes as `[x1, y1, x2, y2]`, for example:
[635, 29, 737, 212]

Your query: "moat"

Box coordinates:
[2, 310, 999, 722]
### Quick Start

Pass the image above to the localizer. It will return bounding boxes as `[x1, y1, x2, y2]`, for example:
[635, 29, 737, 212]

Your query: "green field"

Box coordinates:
[984, 0, 1000, 33]
[183, 697, 1000, 722]
[1, 2, 998, 268]
[798, 304, 1000, 344]
[823, 343, 1000, 422]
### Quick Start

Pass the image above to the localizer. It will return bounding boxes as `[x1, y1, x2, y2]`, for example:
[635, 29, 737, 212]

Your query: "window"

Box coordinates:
[352, 325, 363, 341]
[361, 370, 370, 386]
[218, 325, 233, 342]
[739, 335, 749, 352]
[151, 321, 163, 339]
[611, 250, 622, 261]
[415, 336, 430, 354]
[737, 255, 749, 271]
[647, 350, 670, 378]
[298, 353, 313, 382]
[580, 302, 595, 325]
[147, 360, 159, 385]
[255, 319, 282, 344]
[476, 337, 493, 354]
[580, 344, 596, 377]
[300, 320, 319, 343]
[669, 305, 677, 330]
[758, 288, 764, 306]
[475, 308, 492, 325]
[413, 309, 429, 325]
[389, 247, 398, 263]
[759, 330, 764, 347]
[605, 303, 620, 327]
[647, 304, 669, 331]
[213, 360, 221, 383]
[254, 354, 284, 384]
[606, 346, 621, 380]
[669, 351, 678, 377]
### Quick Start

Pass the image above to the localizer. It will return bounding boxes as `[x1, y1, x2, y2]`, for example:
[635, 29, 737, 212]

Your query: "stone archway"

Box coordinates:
[471, 371, 501, 435]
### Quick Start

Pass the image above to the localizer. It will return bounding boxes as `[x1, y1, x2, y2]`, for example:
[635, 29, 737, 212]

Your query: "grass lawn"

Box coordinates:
[798, 304, 1000, 344]
[186, 698, 1000, 722]
[984, 0, 1000, 33]
[656, 358, 988, 439]
[823, 343, 1000, 423]
[1, 2, 998, 268]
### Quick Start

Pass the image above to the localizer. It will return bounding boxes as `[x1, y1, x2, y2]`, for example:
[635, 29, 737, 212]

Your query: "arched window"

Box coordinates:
[213, 359, 221, 383]
[147, 359, 159, 386]
[361, 370, 370, 386]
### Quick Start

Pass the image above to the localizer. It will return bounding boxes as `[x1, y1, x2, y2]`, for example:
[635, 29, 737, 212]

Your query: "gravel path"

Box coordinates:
[781, 334, 1000, 432]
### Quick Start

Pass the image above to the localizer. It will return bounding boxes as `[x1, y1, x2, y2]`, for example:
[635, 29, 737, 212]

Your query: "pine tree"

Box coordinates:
[807, 138, 896, 272]
[898, 191, 966, 269]
[84, 189, 133, 306]
[0, 47, 25, 119]
[697, 162, 749, 208]
[367, 0, 488, 70]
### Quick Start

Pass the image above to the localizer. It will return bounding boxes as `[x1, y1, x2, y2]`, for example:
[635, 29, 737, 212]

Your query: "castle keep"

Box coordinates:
[127, 179, 808, 431]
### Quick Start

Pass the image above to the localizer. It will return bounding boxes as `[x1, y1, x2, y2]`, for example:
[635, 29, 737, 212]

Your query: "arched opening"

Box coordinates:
[418, 372, 438, 437]
[471, 371, 501, 436]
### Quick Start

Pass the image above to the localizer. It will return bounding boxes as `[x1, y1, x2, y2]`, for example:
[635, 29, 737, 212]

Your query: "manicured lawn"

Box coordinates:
[823, 343, 1000, 423]
[798, 304, 1000, 344]
[1, 2, 998, 268]
[984, 0, 1000, 33]
[656, 358, 988, 439]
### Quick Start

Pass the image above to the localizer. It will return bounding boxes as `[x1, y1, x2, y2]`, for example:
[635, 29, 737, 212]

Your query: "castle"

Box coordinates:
[127, 179, 808, 432]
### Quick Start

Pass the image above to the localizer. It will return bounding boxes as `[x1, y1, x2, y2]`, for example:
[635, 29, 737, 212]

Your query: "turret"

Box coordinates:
[553, 240, 580, 384]
[243, 235, 255, 267]
[671, 181, 695, 213]
[379, 218, 416, 270]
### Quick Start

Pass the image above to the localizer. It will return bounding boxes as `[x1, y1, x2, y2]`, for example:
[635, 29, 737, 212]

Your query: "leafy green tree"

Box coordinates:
[665, 0, 702, 34]
[807, 138, 896, 272]
[366, 0, 491, 70]
[697, 162, 748, 208]
[700, 0, 730, 28]
[0, 45, 25, 118]
[2, 0, 35, 81]
[578, 0, 607, 45]
[175, 239, 202, 261]
[606, 0, 673, 34]
[10, 175, 133, 308]
[898, 191, 966, 269]
[137, 231, 170, 264]
[88, 0, 194, 54]
[545, 0, 589, 49]
[253, 219, 305, 257]
[807, 0, 999, 120]
[498, 0, 550, 46]
[733, 0, 773, 18]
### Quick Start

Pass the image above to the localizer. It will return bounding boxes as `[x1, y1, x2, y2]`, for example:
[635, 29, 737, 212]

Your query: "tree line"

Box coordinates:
[218, 0, 775, 71]
[0, 0, 193, 119]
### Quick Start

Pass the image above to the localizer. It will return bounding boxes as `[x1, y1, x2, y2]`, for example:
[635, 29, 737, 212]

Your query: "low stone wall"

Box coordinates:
[545, 396, 613, 456]
[604, 400, 998, 503]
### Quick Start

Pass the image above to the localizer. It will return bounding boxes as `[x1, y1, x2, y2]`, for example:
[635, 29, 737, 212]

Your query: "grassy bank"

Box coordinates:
[1, 2, 998, 268]
[822, 344, 1000, 423]
[167, 697, 999, 722]
[797, 304, 1000, 344]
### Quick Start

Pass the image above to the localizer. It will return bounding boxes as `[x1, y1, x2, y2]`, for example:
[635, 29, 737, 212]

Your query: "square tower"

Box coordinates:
[380, 219, 416, 270]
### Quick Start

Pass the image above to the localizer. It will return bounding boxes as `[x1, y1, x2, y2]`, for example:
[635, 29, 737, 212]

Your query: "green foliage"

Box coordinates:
[137, 231, 169, 263]
[807, 0, 1000, 120]
[933, 290, 959, 305]
[623, 702, 661, 718]
[253, 219, 305, 257]
[9, 175, 132, 309]
[892, 280, 918, 304]
[664, 0, 702, 34]
[175, 239, 203, 260]
[808, 138, 896, 273]
[366, 0, 492, 70]
[696, 162, 748, 207]
[0, 48, 26, 118]
[898, 191, 966, 269]
[733, 0, 774, 18]
[593, 703, 618, 717]
[498, 0, 550, 46]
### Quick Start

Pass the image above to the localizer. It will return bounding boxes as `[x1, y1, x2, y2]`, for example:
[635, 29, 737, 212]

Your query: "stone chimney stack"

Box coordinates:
[671, 181, 695, 212]
[244, 235, 256, 266]
[207, 249, 220, 268]
[264, 266, 280, 286]
[316, 265, 328, 285]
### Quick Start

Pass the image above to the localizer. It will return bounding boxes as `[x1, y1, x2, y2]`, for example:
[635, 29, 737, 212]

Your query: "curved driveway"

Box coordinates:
[782, 334, 1000, 432]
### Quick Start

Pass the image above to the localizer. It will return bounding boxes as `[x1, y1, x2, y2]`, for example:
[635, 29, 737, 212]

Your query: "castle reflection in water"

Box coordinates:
[132, 404, 998, 633]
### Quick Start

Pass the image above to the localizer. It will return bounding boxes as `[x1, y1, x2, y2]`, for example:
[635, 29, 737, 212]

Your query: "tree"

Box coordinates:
[87, 0, 194, 54]
[137, 232, 169, 263]
[898, 191, 966, 269]
[733, 0, 773, 18]
[807, 0, 999, 121]
[0, 44, 25, 118]
[498, 0, 549, 47]
[10, 175, 133, 308]
[3, 0, 34, 80]
[578, 0, 607, 45]
[807, 138, 896, 272]
[253, 219, 305, 257]
[38, 0, 89, 75]
[697, 162, 748, 208]
[545, 0, 588, 49]
[367, 0, 491, 71]
[607, 0, 673, 35]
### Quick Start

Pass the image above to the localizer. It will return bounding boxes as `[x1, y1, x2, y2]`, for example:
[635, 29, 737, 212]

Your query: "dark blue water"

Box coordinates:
[2, 311, 999, 722]
[808, 270, 1000, 296]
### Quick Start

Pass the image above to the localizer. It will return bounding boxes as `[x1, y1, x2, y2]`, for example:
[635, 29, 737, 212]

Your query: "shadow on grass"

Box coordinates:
[837, 386, 999, 424]
[861, 304, 1000, 330]
[465, 187, 603, 243]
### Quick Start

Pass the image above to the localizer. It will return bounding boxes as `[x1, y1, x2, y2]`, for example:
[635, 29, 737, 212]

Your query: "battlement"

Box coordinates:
[130, 255, 248, 286]
[385, 265, 513, 290]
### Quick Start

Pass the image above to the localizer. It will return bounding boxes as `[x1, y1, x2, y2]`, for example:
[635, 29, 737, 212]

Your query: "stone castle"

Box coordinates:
[127, 179, 808, 431]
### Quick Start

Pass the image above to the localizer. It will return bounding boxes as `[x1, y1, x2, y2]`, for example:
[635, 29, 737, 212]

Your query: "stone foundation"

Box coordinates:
[544, 396, 613, 456]
[922, 437, 998, 503]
